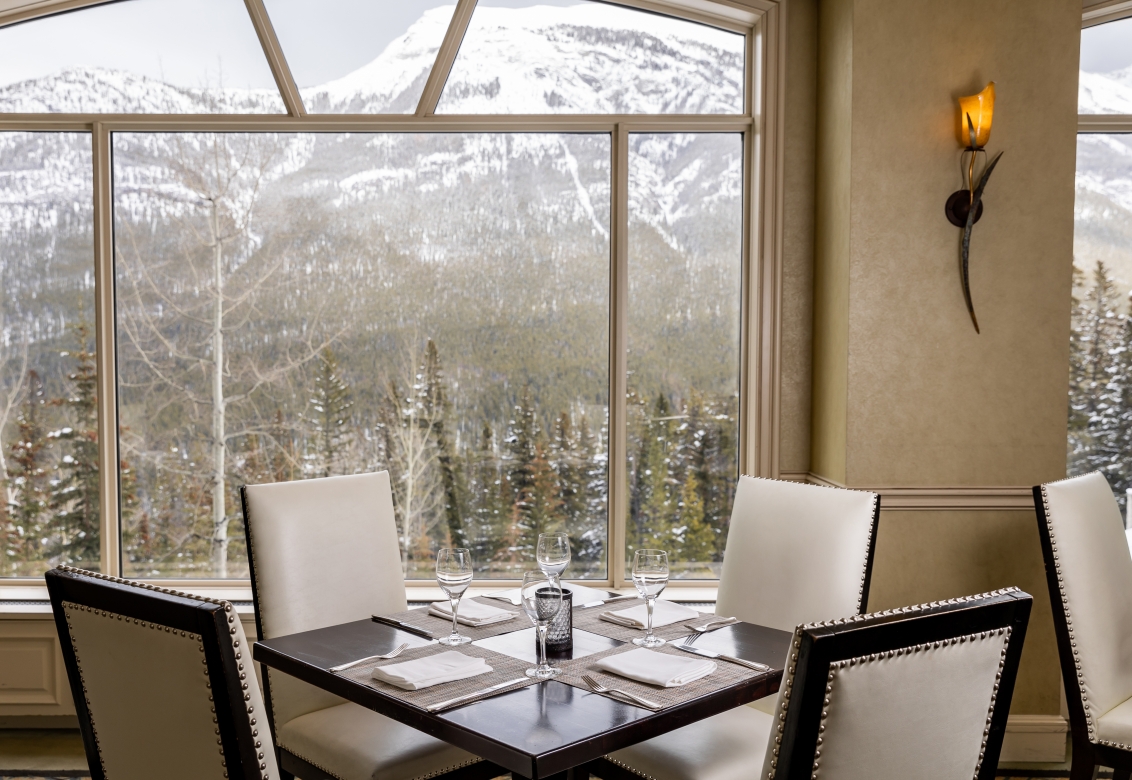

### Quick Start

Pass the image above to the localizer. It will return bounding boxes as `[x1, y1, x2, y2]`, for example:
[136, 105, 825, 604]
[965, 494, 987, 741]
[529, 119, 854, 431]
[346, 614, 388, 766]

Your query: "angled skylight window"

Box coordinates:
[262, 0, 455, 113]
[436, 1, 744, 115]
[0, 0, 285, 114]
[1080, 16, 1132, 114]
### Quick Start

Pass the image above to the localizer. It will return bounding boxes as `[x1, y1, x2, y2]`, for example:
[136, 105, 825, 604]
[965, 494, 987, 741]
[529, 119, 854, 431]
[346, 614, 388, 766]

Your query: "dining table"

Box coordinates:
[253, 595, 791, 780]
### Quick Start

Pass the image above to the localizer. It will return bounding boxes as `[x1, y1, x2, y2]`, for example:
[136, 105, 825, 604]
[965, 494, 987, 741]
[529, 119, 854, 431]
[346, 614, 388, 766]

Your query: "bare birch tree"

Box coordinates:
[115, 132, 334, 576]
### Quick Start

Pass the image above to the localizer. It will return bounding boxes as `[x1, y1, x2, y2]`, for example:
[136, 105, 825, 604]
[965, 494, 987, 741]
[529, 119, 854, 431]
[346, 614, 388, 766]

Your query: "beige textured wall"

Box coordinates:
[779, 0, 818, 476]
[842, 0, 1080, 488]
[809, 0, 853, 484]
[802, 0, 1081, 718]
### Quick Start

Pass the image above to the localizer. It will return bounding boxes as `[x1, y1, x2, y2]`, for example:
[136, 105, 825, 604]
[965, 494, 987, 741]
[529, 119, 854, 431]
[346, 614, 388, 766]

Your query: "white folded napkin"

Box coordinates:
[599, 599, 702, 629]
[595, 648, 716, 688]
[429, 599, 518, 626]
[371, 651, 492, 690]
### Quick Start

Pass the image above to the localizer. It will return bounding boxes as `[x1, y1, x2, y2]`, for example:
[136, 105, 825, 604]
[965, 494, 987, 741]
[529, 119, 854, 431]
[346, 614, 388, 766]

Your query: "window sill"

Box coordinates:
[0, 582, 717, 610]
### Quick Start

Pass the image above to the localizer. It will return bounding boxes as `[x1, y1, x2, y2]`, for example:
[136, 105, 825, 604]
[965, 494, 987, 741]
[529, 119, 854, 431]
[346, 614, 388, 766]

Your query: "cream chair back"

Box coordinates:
[763, 588, 1031, 780]
[46, 566, 276, 780]
[1036, 471, 1132, 737]
[715, 476, 880, 632]
[241, 471, 406, 728]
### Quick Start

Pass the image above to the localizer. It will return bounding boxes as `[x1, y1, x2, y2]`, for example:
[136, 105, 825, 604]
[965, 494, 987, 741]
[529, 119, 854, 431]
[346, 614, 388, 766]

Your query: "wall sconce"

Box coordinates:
[944, 82, 1003, 334]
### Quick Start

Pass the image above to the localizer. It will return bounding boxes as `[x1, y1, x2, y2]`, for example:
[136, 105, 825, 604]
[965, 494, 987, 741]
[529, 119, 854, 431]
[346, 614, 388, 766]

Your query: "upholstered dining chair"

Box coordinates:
[46, 565, 276, 780]
[1035, 471, 1132, 780]
[593, 588, 1030, 780]
[241, 471, 501, 780]
[760, 588, 1030, 780]
[593, 475, 880, 780]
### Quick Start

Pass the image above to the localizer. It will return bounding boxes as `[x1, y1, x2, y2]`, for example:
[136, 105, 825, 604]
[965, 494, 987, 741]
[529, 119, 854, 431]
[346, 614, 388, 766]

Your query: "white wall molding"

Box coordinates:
[779, 472, 1035, 511]
[1001, 714, 1069, 764]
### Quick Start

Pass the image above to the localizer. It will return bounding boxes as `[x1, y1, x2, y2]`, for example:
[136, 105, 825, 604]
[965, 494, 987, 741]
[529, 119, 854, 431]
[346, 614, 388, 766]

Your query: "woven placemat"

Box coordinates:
[378, 597, 531, 642]
[571, 598, 706, 643]
[336, 642, 537, 711]
[555, 642, 765, 710]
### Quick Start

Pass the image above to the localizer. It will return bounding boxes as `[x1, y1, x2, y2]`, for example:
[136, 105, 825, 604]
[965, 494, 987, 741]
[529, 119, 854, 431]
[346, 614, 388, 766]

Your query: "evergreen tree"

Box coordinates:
[574, 411, 607, 572]
[422, 339, 468, 548]
[550, 412, 586, 532]
[505, 386, 540, 557]
[468, 423, 505, 564]
[49, 322, 100, 567]
[4, 371, 50, 571]
[629, 394, 675, 553]
[674, 471, 714, 570]
[309, 348, 353, 477]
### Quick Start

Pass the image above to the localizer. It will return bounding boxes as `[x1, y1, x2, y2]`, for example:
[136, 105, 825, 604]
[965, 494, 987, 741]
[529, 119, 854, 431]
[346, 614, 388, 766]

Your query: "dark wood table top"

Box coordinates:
[254, 616, 790, 780]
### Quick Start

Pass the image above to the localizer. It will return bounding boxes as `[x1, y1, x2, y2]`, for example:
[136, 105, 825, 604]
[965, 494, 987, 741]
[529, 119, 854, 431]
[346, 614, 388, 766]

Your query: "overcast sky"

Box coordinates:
[0, 0, 1128, 92]
[1080, 17, 1132, 74]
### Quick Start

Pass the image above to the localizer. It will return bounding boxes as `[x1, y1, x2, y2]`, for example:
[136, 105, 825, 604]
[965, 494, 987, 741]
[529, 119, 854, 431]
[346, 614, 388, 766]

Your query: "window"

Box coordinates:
[1069, 15, 1132, 517]
[0, 132, 97, 575]
[0, 0, 283, 114]
[0, 0, 772, 586]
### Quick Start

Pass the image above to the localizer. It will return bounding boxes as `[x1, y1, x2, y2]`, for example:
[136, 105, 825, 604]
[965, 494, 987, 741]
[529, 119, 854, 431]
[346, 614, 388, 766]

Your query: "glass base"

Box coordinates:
[633, 635, 666, 648]
[525, 665, 561, 679]
[439, 634, 472, 646]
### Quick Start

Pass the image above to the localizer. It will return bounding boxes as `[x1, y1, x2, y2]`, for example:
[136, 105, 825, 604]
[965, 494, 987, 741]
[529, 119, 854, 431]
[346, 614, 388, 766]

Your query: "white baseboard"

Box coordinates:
[1001, 715, 1068, 764]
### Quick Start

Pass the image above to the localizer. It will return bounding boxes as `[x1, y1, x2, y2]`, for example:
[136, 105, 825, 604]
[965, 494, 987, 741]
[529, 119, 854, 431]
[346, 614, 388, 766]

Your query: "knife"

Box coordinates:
[371, 615, 435, 639]
[426, 677, 530, 712]
[673, 643, 770, 672]
[581, 594, 639, 609]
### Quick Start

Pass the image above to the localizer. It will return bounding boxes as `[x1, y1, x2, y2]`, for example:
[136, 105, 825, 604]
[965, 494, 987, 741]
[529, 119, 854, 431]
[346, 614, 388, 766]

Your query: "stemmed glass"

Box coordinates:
[436, 548, 473, 646]
[536, 532, 571, 586]
[631, 549, 669, 648]
[520, 571, 562, 679]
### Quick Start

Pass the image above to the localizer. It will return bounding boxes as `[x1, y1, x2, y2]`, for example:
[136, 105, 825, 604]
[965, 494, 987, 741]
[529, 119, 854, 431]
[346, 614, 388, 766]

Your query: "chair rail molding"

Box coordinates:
[779, 472, 1035, 511]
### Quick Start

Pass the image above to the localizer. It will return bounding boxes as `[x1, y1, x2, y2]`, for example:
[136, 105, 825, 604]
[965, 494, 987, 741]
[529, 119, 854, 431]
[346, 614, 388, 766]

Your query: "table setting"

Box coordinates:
[320, 536, 767, 715]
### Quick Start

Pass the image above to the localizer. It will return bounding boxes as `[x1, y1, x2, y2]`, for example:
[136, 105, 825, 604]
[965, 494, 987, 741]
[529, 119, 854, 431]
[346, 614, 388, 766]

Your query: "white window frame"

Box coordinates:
[0, 0, 788, 592]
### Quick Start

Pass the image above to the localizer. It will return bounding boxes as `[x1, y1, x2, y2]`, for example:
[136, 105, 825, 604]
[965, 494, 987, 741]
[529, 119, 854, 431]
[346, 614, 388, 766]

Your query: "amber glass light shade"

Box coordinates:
[957, 82, 995, 148]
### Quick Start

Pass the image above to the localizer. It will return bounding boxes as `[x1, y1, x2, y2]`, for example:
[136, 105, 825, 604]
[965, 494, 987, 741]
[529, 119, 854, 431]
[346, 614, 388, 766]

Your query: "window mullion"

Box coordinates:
[92, 123, 121, 577]
[416, 0, 478, 117]
[609, 123, 630, 587]
[242, 0, 307, 118]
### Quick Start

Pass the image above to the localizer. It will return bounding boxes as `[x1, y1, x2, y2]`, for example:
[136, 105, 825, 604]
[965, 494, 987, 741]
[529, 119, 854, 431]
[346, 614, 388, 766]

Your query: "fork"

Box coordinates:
[683, 616, 739, 633]
[581, 674, 661, 710]
[329, 643, 409, 672]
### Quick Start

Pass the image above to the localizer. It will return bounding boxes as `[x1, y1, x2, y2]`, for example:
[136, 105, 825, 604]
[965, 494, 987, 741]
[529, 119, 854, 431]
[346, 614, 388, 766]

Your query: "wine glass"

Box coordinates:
[436, 548, 473, 646]
[536, 532, 571, 586]
[520, 571, 562, 679]
[631, 549, 669, 648]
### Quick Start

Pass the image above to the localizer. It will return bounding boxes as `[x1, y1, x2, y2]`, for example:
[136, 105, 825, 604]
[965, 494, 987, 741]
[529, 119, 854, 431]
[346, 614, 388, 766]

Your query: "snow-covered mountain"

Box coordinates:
[1076, 68, 1132, 292]
[1079, 67, 1132, 115]
[0, 4, 742, 246]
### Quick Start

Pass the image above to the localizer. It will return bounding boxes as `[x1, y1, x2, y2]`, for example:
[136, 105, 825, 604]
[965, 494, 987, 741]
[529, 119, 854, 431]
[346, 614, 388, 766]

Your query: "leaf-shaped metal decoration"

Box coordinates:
[960, 150, 1003, 334]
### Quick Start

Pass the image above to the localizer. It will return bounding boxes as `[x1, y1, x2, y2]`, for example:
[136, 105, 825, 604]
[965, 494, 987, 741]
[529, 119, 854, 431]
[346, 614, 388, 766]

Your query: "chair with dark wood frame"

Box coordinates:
[1035, 471, 1132, 780]
[241, 471, 504, 780]
[46, 565, 277, 780]
[763, 587, 1031, 780]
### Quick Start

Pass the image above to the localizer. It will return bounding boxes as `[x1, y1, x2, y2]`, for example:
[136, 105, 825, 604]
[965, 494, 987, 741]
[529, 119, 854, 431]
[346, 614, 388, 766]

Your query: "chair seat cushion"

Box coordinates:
[278, 702, 482, 780]
[1098, 696, 1132, 747]
[607, 704, 773, 780]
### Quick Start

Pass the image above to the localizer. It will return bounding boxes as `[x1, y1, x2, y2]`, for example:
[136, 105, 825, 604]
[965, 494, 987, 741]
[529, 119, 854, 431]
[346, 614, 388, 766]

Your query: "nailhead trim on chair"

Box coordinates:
[738, 475, 879, 614]
[62, 600, 230, 778]
[1037, 481, 1097, 740]
[810, 628, 1012, 780]
[763, 588, 1021, 780]
[57, 566, 271, 780]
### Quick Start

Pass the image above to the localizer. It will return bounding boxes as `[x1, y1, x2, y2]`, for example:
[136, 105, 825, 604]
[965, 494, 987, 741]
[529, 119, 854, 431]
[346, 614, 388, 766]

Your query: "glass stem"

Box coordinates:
[450, 595, 460, 637]
[646, 595, 655, 639]
[538, 622, 549, 668]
